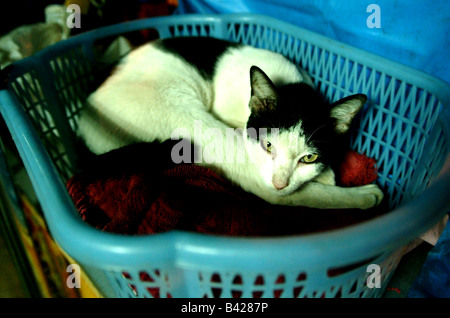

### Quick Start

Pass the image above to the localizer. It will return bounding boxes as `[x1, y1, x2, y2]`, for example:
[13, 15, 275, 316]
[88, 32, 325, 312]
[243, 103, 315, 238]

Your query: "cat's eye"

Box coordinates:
[300, 153, 319, 164]
[261, 139, 272, 153]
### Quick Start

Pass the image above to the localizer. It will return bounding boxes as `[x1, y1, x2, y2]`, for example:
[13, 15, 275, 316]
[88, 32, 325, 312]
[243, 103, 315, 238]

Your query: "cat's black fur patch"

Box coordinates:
[155, 37, 241, 80]
[75, 140, 196, 179]
[247, 83, 331, 132]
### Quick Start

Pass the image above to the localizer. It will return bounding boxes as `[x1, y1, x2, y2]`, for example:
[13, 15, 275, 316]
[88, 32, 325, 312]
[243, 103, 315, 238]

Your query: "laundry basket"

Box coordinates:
[1, 14, 449, 298]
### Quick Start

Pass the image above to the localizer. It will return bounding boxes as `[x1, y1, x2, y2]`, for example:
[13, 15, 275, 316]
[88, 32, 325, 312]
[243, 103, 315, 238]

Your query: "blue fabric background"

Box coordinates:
[175, 0, 450, 298]
[175, 0, 450, 84]
[408, 221, 450, 298]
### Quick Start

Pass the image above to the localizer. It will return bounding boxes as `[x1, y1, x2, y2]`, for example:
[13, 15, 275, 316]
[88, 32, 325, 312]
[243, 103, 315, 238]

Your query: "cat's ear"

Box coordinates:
[330, 94, 367, 134]
[249, 66, 278, 113]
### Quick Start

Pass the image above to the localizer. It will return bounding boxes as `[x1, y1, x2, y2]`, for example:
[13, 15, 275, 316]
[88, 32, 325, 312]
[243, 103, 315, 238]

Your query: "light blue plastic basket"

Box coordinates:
[1, 14, 449, 298]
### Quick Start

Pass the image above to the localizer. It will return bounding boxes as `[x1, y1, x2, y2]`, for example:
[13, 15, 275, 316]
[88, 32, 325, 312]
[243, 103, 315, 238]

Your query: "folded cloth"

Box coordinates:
[68, 141, 386, 237]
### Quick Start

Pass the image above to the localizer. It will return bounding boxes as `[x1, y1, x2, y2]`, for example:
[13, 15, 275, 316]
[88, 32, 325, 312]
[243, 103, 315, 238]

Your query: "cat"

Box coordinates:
[77, 36, 383, 209]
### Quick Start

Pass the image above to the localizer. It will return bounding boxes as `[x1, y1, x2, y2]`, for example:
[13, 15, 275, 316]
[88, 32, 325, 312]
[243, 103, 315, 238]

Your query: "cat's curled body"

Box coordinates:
[78, 37, 383, 209]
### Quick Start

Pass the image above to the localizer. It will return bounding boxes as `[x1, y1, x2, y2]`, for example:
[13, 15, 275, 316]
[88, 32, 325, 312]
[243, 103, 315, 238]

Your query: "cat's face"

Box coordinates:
[244, 122, 327, 196]
[244, 66, 366, 195]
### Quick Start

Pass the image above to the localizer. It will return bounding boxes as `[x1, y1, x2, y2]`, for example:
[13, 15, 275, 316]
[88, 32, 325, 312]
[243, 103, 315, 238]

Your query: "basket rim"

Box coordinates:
[0, 13, 449, 271]
[4, 13, 450, 100]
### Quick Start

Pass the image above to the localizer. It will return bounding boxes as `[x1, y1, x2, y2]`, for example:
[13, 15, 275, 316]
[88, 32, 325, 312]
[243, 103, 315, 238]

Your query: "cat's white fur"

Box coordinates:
[212, 46, 309, 128]
[78, 40, 383, 209]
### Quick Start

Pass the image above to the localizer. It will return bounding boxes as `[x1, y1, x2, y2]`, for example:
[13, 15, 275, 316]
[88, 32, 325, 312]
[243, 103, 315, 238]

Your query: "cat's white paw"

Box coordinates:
[355, 184, 384, 209]
[313, 167, 336, 186]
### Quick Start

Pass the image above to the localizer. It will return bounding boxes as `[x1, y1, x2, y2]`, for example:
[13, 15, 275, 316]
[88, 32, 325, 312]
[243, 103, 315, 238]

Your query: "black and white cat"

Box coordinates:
[77, 37, 383, 209]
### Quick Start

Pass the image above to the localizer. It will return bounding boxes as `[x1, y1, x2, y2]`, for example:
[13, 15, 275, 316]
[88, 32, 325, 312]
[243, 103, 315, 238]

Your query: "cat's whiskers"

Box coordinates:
[305, 123, 327, 145]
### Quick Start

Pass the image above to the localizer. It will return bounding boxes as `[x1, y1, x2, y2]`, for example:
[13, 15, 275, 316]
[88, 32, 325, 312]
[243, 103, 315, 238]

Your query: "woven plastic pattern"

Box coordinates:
[9, 46, 94, 181]
[85, 246, 405, 298]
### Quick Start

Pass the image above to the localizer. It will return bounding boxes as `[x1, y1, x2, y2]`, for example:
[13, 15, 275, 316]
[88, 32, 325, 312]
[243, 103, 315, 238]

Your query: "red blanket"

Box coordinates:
[68, 142, 385, 237]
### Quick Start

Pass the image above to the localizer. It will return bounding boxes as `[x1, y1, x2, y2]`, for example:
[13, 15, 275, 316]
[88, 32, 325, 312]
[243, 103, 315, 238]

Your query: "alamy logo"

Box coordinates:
[170, 120, 280, 164]
[66, 264, 81, 288]
[66, 4, 81, 29]
[366, 4, 381, 28]
[366, 264, 381, 288]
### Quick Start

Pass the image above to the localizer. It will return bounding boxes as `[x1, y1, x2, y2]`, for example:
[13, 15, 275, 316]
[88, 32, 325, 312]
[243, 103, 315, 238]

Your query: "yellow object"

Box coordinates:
[60, 249, 103, 298]
[16, 194, 79, 297]
[15, 193, 102, 297]
[65, 0, 91, 15]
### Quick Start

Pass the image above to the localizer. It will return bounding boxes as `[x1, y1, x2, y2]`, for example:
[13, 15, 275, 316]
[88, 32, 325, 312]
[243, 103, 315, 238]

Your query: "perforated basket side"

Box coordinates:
[6, 44, 95, 181]
[8, 68, 74, 181]
[76, 244, 407, 298]
[48, 46, 94, 134]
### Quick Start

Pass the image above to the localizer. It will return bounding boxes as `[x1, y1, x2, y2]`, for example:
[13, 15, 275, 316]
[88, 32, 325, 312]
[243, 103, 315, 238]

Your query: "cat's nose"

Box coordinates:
[272, 179, 289, 190]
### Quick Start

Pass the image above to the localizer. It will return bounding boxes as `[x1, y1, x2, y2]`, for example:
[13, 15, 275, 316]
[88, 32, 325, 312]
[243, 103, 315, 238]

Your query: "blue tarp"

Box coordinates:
[408, 222, 450, 298]
[175, 0, 450, 298]
[175, 0, 450, 84]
